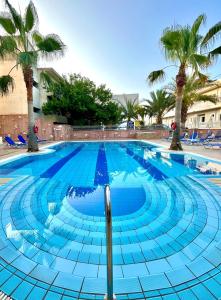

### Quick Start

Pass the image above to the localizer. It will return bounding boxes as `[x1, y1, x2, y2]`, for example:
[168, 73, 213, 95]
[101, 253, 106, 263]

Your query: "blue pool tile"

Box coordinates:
[74, 262, 98, 277]
[30, 264, 58, 284]
[44, 290, 62, 300]
[161, 294, 179, 300]
[166, 266, 195, 286]
[51, 257, 76, 273]
[114, 278, 142, 294]
[122, 263, 148, 277]
[203, 278, 221, 299]
[191, 283, 217, 299]
[177, 289, 198, 300]
[147, 259, 172, 274]
[53, 272, 83, 290]
[82, 277, 106, 294]
[11, 255, 37, 274]
[11, 281, 34, 300]
[188, 258, 214, 277]
[140, 274, 171, 291]
[27, 286, 47, 300]
[0, 269, 12, 285]
[1, 274, 22, 295]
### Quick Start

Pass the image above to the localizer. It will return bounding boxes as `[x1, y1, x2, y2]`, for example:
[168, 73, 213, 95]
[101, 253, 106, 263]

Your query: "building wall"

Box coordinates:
[113, 93, 139, 107]
[163, 79, 221, 129]
[0, 59, 27, 115]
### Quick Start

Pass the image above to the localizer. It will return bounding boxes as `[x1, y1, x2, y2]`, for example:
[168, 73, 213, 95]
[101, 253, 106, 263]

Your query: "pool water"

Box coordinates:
[0, 141, 221, 300]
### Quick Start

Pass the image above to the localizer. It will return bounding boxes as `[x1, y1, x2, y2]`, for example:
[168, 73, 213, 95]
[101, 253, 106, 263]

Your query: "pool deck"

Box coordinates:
[0, 139, 220, 162]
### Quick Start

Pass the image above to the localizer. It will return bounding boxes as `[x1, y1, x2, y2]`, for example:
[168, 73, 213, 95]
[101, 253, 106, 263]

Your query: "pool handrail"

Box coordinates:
[104, 185, 114, 300]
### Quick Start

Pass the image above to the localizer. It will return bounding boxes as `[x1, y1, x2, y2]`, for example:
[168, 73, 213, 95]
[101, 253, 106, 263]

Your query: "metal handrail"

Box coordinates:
[104, 185, 114, 300]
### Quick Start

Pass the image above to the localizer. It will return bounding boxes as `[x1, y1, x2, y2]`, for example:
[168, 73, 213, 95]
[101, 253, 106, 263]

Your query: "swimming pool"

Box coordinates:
[0, 140, 221, 299]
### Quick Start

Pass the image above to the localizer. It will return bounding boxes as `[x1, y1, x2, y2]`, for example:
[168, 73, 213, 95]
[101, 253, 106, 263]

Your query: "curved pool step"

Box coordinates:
[1, 175, 221, 269]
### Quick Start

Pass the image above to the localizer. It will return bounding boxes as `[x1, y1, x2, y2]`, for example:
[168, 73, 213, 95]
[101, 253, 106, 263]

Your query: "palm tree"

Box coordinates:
[144, 89, 174, 125]
[0, 0, 64, 151]
[166, 76, 218, 128]
[136, 105, 148, 126]
[118, 95, 140, 123]
[147, 15, 211, 150]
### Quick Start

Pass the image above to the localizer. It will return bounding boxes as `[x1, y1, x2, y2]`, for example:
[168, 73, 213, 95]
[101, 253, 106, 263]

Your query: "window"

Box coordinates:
[199, 114, 205, 123]
[33, 107, 40, 113]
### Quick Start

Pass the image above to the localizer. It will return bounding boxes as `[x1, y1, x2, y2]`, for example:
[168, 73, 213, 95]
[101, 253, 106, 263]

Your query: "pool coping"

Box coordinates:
[1, 139, 221, 166]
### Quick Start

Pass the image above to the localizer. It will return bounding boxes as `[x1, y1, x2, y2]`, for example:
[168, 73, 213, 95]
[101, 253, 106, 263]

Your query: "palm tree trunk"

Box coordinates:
[170, 65, 186, 150]
[23, 66, 39, 152]
[156, 114, 162, 125]
[181, 104, 188, 129]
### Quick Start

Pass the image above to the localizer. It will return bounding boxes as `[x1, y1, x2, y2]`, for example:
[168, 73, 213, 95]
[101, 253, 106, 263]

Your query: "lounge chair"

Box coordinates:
[204, 142, 221, 149]
[188, 131, 214, 145]
[4, 136, 24, 147]
[206, 130, 221, 142]
[37, 136, 47, 143]
[184, 131, 198, 144]
[18, 134, 27, 145]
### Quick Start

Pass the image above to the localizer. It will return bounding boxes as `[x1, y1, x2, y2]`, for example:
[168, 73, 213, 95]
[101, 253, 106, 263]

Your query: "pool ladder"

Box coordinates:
[104, 185, 116, 300]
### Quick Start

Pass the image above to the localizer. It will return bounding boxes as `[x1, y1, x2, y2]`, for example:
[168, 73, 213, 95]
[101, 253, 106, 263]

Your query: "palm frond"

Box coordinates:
[25, 1, 38, 32]
[5, 0, 23, 32]
[209, 46, 221, 58]
[191, 54, 211, 67]
[191, 14, 206, 36]
[0, 75, 14, 95]
[147, 69, 165, 85]
[197, 72, 208, 83]
[17, 51, 38, 66]
[0, 36, 17, 58]
[0, 13, 16, 34]
[202, 21, 221, 47]
[197, 94, 218, 104]
[32, 30, 43, 44]
[36, 34, 65, 58]
[161, 28, 182, 60]
[39, 70, 61, 90]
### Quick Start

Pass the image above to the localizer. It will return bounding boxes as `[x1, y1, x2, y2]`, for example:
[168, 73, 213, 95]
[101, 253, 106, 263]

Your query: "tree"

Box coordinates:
[0, 0, 64, 151]
[144, 89, 174, 125]
[166, 76, 218, 127]
[147, 15, 211, 150]
[136, 105, 148, 126]
[42, 74, 122, 125]
[118, 95, 140, 123]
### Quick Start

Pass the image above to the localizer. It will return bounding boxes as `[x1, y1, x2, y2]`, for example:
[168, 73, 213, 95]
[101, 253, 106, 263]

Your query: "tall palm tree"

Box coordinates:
[0, 0, 64, 151]
[118, 95, 140, 123]
[166, 76, 218, 128]
[147, 15, 211, 150]
[145, 89, 174, 125]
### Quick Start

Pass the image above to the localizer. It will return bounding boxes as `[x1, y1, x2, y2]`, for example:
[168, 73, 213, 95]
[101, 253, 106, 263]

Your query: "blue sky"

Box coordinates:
[1, 0, 221, 98]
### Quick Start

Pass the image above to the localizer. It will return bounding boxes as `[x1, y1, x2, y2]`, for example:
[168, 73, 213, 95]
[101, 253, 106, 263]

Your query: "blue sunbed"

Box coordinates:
[4, 136, 25, 147]
[18, 134, 27, 145]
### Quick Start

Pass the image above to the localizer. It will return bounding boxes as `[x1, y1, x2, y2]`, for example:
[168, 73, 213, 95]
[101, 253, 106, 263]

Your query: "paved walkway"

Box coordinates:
[0, 142, 54, 161]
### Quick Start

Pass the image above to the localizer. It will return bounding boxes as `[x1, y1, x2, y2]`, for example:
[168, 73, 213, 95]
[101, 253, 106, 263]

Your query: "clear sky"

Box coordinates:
[1, 0, 221, 98]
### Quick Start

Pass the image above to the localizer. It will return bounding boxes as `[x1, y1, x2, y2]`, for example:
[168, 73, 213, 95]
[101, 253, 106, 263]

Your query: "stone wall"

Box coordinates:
[0, 114, 168, 142]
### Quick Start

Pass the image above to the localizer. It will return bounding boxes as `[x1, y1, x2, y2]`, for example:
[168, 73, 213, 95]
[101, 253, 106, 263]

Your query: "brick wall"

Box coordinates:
[0, 114, 168, 142]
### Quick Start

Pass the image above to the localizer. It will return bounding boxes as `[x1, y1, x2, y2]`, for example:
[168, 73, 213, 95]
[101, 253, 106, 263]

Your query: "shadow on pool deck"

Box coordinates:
[148, 139, 221, 161]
